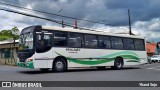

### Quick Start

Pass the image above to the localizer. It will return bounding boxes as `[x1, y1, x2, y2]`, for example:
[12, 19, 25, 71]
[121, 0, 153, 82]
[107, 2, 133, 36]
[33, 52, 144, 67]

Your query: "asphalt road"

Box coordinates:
[0, 63, 160, 81]
[0, 63, 160, 90]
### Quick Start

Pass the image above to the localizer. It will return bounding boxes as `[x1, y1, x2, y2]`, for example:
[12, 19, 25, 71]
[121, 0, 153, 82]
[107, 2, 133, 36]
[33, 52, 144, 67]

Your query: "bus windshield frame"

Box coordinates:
[19, 32, 34, 51]
[18, 26, 38, 52]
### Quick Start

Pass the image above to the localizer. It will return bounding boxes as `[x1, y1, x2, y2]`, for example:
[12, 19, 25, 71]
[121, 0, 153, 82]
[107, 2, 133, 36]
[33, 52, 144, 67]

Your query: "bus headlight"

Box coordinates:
[28, 58, 33, 62]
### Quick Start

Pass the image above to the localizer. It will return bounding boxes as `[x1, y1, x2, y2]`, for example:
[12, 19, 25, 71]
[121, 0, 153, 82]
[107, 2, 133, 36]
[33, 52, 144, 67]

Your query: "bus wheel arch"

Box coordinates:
[111, 57, 124, 70]
[52, 56, 68, 72]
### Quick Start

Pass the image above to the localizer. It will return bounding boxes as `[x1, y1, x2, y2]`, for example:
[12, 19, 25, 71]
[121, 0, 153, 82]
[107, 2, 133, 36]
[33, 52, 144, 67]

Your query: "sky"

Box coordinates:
[0, 0, 160, 42]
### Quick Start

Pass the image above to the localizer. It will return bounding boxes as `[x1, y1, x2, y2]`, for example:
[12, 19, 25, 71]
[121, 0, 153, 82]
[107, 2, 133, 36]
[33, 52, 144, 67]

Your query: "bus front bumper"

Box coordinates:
[17, 61, 34, 69]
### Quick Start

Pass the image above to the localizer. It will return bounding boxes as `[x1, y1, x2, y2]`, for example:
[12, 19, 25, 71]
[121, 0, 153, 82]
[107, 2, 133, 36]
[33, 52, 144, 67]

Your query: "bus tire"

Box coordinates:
[112, 57, 124, 70]
[40, 68, 50, 71]
[97, 66, 106, 70]
[52, 57, 67, 72]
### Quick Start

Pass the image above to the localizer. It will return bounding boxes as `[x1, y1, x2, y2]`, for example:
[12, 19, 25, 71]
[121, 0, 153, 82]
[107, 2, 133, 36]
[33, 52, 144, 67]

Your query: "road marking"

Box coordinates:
[143, 64, 154, 66]
[147, 68, 160, 71]
[143, 63, 160, 67]
[145, 65, 160, 71]
[153, 69, 160, 70]
[0, 68, 10, 71]
[147, 66, 160, 69]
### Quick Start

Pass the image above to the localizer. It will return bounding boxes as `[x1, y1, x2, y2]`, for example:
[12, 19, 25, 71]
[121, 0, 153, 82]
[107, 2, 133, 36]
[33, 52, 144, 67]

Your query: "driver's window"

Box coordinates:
[36, 33, 52, 46]
[44, 34, 52, 46]
[36, 34, 44, 46]
[36, 33, 52, 53]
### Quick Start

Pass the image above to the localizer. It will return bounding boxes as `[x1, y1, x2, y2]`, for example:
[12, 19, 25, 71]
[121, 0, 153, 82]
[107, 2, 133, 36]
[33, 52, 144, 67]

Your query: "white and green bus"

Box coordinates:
[17, 25, 147, 72]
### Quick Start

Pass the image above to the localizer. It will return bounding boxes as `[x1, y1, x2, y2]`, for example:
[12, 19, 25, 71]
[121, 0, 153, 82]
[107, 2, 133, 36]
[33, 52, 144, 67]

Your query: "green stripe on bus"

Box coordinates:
[55, 51, 140, 65]
[66, 58, 114, 65]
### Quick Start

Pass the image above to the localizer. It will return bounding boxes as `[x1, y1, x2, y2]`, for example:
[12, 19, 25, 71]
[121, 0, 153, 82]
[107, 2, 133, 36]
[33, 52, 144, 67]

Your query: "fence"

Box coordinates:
[0, 43, 18, 65]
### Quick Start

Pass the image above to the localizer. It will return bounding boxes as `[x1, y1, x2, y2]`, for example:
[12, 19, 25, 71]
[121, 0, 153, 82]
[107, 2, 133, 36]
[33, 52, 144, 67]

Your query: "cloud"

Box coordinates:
[91, 17, 160, 42]
[0, 0, 160, 42]
[1, 0, 160, 25]
[134, 18, 160, 32]
[132, 18, 160, 41]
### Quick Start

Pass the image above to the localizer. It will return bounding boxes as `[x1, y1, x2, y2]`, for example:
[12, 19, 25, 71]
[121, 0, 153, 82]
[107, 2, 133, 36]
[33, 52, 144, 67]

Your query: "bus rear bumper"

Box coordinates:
[17, 61, 34, 69]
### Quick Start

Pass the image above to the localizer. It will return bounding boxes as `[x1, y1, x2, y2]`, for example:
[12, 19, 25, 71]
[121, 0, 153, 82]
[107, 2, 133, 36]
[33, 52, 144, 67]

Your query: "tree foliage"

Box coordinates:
[0, 27, 20, 41]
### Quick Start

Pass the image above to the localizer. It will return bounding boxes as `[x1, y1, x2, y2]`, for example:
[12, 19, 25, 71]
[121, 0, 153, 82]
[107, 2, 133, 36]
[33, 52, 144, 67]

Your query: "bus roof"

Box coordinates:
[41, 26, 144, 39]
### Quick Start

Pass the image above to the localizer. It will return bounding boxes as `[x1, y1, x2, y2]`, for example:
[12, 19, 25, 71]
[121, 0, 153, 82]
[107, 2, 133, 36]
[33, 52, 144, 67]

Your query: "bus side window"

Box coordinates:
[111, 37, 123, 49]
[134, 39, 145, 51]
[84, 34, 98, 48]
[123, 38, 134, 50]
[53, 31, 68, 47]
[98, 36, 111, 49]
[68, 33, 83, 48]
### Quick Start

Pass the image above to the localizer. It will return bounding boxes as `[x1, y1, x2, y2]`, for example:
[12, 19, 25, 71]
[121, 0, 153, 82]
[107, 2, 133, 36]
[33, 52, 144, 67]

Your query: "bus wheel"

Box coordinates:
[111, 57, 123, 70]
[40, 68, 50, 71]
[52, 58, 67, 72]
[97, 66, 106, 70]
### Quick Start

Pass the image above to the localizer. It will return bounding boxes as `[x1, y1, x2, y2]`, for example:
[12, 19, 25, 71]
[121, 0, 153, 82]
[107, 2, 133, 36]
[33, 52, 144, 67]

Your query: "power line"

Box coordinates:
[0, 1, 113, 26]
[0, 8, 70, 26]
[0, 8, 98, 31]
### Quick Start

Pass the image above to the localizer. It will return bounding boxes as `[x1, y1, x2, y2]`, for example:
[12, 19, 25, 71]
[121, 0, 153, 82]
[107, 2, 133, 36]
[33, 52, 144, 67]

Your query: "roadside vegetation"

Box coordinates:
[0, 27, 19, 41]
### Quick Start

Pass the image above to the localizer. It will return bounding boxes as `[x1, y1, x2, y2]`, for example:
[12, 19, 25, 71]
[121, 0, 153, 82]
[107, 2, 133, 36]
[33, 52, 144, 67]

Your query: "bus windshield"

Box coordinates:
[19, 33, 33, 51]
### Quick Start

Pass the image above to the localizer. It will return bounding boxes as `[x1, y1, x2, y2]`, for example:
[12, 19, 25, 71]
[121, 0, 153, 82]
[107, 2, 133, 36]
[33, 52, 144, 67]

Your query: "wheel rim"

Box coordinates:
[55, 61, 64, 70]
[116, 59, 122, 68]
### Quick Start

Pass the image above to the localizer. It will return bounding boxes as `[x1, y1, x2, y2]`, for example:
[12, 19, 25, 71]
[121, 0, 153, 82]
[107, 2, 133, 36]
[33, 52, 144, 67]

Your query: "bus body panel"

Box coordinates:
[33, 48, 53, 68]
[30, 47, 147, 69]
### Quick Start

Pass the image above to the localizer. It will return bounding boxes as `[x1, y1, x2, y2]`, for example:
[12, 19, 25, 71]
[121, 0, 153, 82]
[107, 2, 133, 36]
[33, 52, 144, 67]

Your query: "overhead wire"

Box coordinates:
[0, 1, 113, 26]
[0, 7, 100, 31]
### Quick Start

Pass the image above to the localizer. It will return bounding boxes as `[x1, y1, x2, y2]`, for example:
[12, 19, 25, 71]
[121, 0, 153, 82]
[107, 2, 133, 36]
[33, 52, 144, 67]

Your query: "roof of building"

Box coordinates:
[146, 43, 157, 53]
[0, 40, 19, 45]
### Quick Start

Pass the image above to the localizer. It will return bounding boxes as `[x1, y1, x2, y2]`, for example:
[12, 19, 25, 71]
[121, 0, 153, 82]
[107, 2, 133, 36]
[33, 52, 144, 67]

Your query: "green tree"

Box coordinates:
[11, 27, 19, 40]
[0, 27, 19, 41]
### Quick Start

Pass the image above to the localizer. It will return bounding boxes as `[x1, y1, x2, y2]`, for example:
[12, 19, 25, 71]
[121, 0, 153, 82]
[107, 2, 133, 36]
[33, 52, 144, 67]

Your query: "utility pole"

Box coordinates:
[128, 9, 132, 35]
[74, 19, 77, 29]
[62, 20, 65, 28]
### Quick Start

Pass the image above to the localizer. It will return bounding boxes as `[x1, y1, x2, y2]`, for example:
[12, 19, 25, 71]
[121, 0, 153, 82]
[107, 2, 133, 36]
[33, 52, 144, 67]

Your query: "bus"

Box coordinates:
[17, 25, 147, 72]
